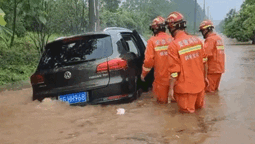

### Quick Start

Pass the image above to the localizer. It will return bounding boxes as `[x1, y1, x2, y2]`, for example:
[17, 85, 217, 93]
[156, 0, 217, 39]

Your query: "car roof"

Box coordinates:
[50, 27, 133, 44]
[103, 27, 132, 34]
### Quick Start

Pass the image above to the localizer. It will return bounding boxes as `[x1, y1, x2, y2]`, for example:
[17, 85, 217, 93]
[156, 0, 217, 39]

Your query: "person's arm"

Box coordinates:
[168, 74, 177, 103]
[203, 39, 214, 88]
[202, 41, 208, 78]
[167, 43, 181, 102]
[141, 39, 155, 81]
[204, 63, 209, 88]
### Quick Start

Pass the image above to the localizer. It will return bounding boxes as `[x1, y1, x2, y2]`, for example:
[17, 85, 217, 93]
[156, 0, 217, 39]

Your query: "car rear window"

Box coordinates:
[38, 34, 112, 70]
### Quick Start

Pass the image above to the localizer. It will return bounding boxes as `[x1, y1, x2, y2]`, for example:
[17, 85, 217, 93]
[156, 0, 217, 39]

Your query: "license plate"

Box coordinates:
[58, 92, 88, 104]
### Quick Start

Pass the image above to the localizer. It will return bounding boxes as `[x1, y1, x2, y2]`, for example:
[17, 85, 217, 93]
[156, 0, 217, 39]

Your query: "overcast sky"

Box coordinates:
[120, 0, 244, 21]
[196, 0, 245, 20]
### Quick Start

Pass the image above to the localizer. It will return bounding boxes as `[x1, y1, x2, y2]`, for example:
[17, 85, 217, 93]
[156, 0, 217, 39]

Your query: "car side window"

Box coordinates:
[117, 38, 129, 55]
[121, 34, 140, 56]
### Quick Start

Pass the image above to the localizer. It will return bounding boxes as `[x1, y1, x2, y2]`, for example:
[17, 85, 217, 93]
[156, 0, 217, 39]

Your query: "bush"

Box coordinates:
[0, 32, 57, 86]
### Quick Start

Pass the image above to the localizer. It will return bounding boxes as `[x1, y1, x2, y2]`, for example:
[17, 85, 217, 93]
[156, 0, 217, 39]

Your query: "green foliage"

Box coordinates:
[0, 32, 63, 85]
[47, 0, 89, 35]
[0, 8, 6, 26]
[0, 34, 39, 85]
[121, 0, 206, 34]
[0, 9, 13, 47]
[241, 4, 255, 37]
[0, 25, 12, 47]
[223, 0, 255, 42]
[100, 8, 150, 34]
[0, 0, 208, 85]
[101, 0, 121, 12]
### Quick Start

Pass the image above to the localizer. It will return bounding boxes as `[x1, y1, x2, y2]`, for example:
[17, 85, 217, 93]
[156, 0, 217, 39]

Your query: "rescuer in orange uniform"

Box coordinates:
[141, 16, 174, 104]
[199, 20, 225, 92]
[166, 12, 208, 113]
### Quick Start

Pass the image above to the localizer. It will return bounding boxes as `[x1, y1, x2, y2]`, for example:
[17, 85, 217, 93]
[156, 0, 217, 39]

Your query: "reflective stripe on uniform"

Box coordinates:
[203, 57, 208, 62]
[203, 25, 212, 29]
[217, 46, 224, 50]
[171, 72, 178, 78]
[143, 66, 151, 72]
[154, 45, 168, 51]
[178, 45, 201, 55]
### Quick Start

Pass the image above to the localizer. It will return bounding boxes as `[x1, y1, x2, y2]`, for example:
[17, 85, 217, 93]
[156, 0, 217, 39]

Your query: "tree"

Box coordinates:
[223, 0, 255, 43]
[9, 0, 18, 47]
[0, 8, 13, 47]
[46, 0, 89, 35]
[224, 9, 237, 24]
[241, 4, 255, 43]
[101, 0, 121, 12]
[27, 0, 56, 55]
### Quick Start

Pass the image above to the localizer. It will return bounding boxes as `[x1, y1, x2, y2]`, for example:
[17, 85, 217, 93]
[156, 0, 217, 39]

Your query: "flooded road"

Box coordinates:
[0, 36, 255, 144]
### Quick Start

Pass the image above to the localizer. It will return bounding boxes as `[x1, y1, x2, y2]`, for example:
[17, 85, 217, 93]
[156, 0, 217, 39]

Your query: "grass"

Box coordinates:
[0, 32, 62, 86]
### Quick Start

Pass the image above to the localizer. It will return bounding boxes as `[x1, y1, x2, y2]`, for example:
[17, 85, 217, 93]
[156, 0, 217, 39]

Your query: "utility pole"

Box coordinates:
[89, 0, 100, 32]
[203, 0, 206, 20]
[95, 0, 100, 31]
[207, 6, 210, 20]
[194, 0, 197, 35]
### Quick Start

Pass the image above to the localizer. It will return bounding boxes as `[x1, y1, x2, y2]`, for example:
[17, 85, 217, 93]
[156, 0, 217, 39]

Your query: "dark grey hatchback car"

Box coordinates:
[30, 27, 148, 105]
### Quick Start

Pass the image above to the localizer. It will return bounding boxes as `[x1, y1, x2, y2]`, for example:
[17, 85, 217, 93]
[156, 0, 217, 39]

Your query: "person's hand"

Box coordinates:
[141, 74, 145, 82]
[168, 88, 175, 103]
[205, 77, 209, 89]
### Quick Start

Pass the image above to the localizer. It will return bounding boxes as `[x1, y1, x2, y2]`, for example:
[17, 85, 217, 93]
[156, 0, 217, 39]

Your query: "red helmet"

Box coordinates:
[199, 20, 214, 31]
[165, 11, 186, 28]
[150, 16, 165, 30]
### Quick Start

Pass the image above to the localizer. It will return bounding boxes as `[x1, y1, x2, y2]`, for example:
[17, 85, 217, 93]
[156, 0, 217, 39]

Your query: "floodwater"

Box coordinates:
[0, 35, 255, 144]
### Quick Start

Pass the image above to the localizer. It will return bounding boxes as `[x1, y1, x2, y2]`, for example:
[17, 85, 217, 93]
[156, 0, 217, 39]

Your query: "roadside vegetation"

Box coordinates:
[0, 0, 206, 86]
[216, 0, 255, 43]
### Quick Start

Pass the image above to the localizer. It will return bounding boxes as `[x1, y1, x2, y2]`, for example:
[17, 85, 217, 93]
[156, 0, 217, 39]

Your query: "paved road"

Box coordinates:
[0, 36, 254, 144]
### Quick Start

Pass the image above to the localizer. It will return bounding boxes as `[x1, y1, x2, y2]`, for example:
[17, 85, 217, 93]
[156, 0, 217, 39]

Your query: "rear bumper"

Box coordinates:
[32, 76, 136, 104]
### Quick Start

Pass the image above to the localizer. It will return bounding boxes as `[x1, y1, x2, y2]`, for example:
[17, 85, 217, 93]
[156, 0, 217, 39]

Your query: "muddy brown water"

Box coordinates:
[0, 35, 255, 144]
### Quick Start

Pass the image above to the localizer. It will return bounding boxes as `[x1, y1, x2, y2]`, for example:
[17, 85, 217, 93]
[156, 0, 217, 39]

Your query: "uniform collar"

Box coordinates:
[156, 32, 167, 36]
[174, 31, 187, 39]
[207, 32, 216, 38]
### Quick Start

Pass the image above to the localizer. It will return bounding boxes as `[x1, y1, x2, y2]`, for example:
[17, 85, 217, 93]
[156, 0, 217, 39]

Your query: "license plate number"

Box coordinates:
[59, 92, 87, 104]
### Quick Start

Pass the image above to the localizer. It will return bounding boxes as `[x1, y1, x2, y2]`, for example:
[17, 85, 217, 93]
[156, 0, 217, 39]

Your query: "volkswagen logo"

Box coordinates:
[64, 71, 72, 79]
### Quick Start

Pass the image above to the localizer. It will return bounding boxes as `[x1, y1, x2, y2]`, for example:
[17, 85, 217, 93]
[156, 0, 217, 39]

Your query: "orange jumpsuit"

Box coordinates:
[167, 31, 207, 113]
[141, 32, 174, 104]
[204, 33, 225, 92]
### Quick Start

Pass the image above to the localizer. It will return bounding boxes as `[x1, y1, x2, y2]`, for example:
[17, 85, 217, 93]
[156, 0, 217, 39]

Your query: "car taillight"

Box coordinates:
[96, 58, 127, 73]
[30, 74, 44, 85]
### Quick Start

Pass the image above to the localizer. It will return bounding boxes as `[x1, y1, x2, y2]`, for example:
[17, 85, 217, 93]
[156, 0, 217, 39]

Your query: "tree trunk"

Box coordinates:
[10, 0, 17, 48]
[252, 33, 255, 44]
[82, 0, 85, 32]
[89, 0, 95, 32]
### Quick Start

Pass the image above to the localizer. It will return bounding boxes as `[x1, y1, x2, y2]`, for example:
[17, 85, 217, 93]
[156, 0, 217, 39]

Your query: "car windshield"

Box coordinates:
[38, 34, 112, 69]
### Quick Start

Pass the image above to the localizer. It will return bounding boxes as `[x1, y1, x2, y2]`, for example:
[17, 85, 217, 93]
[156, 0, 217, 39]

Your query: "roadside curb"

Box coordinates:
[0, 80, 31, 93]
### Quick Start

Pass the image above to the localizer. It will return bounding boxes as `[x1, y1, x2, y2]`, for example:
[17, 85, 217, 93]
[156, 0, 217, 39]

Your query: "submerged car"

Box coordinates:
[30, 27, 148, 105]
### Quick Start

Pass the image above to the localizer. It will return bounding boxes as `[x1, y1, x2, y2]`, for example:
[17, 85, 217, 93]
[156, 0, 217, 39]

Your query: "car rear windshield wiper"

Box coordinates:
[64, 59, 96, 65]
